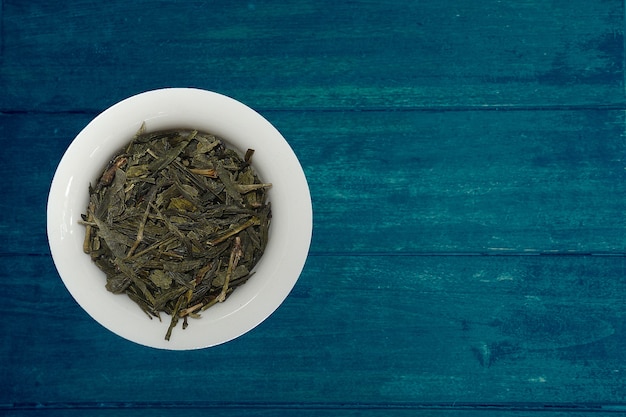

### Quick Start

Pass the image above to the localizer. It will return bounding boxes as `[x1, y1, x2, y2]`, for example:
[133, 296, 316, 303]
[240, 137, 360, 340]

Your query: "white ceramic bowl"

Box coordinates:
[47, 88, 312, 350]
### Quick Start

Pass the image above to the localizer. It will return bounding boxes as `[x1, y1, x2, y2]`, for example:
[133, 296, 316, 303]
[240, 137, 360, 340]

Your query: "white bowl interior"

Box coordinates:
[47, 88, 312, 350]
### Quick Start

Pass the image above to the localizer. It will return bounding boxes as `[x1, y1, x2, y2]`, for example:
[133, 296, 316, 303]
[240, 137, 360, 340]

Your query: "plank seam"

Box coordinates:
[2, 401, 625, 412]
[3, 252, 626, 258]
[1, 104, 626, 116]
[306, 251, 626, 257]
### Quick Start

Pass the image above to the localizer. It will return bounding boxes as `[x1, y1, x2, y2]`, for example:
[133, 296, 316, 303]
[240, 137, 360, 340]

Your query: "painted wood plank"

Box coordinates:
[294, 109, 626, 254]
[2, 254, 625, 404]
[0, 0, 623, 111]
[1, 406, 624, 417]
[1, 0, 624, 413]
[0, 113, 92, 254]
[4, 109, 625, 254]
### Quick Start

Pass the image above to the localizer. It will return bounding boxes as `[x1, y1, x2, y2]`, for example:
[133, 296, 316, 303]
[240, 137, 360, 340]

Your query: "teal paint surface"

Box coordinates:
[0, 0, 625, 415]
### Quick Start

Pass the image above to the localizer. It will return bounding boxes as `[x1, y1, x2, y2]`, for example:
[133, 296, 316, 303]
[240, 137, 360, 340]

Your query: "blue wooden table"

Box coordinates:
[1, 1, 626, 415]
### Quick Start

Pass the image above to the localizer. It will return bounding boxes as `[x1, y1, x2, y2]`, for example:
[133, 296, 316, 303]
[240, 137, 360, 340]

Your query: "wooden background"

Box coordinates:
[1, 0, 626, 415]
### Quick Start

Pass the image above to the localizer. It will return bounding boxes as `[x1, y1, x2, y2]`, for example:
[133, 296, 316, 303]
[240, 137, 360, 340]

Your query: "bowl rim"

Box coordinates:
[46, 88, 312, 350]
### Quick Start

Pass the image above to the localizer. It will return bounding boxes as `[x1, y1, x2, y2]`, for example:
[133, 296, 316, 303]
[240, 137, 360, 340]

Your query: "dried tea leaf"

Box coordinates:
[82, 128, 272, 341]
[167, 197, 197, 212]
[149, 270, 173, 290]
[126, 164, 151, 177]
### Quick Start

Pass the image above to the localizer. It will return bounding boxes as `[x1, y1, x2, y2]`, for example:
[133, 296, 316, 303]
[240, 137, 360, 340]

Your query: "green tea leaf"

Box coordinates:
[149, 270, 172, 290]
[82, 128, 271, 341]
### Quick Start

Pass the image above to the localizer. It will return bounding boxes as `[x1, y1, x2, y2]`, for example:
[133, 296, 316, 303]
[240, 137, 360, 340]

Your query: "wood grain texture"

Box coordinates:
[3, 408, 626, 417]
[2, 255, 625, 405]
[1, 0, 625, 414]
[2, 406, 626, 417]
[2, 110, 625, 254]
[0, 0, 623, 111]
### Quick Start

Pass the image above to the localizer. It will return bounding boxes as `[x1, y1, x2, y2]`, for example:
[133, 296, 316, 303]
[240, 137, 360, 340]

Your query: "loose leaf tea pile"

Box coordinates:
[81, 127, 271, 340]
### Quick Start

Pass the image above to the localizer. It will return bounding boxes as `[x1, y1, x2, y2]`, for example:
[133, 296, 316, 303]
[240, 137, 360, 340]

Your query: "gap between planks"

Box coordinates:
[2, 252, 626, 258]
[306, 251, 626, 257]
[1, 103, 626, 116]
[3, 401, 626, 413]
